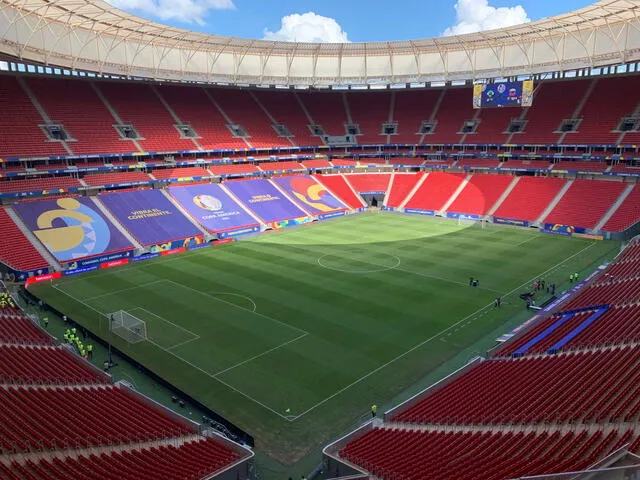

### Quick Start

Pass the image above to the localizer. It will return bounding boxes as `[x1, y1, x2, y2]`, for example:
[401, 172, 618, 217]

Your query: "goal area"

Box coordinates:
[109, 310, 147, 344]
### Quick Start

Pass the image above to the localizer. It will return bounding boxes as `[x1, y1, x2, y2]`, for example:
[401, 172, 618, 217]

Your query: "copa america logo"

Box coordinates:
[193, 194, 223, 211]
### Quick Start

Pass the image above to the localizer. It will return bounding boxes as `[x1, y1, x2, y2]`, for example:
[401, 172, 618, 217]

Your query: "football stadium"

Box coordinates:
[0, 0, 640, 479]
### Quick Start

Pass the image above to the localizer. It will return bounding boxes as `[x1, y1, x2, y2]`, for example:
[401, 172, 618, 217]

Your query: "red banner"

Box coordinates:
[161, 247, 186, 256]
[25, 271, 62, 287]
[100, 258, 130, 269]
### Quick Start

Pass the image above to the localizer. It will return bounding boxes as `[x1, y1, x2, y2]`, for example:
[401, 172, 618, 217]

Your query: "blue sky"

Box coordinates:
[106, 0, 595, 42]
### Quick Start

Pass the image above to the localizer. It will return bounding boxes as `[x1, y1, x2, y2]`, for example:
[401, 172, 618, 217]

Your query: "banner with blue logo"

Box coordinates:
[493, 217, 529, 227]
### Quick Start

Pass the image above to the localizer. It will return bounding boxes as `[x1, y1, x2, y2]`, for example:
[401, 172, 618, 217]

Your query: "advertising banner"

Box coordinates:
[65, 250, 134, 270]
[217, 226, 261, 239]
[168, 183, 259, 233]
[318, 211, 347, 220]
[224, 178, 307, 223]
[269, 216, 313, 230]
[14, 197, 133, 262]
[99, 190, 201, 246]
[493, 217, 530, 227]
[271, 175, 346, 214]
[446, 212, 482, 220]
[543, 223, 587, 235]
[148, 236, 205, 254]
[404, 209, 435, 216]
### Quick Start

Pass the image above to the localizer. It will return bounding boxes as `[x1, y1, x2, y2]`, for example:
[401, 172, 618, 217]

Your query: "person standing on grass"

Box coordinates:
[42, 317, 49, 328]
[371, 404, 377, 418]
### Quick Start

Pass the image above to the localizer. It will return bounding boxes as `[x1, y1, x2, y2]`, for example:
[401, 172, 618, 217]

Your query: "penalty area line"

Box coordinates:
[289, 242, 599, 421]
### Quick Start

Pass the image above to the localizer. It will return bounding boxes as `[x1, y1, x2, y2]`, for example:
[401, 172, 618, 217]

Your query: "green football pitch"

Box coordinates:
[31, 212, 620, 474]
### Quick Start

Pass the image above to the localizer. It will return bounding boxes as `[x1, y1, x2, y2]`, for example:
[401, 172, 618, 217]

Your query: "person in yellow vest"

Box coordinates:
[42, 317, 49, 328]
[87, 344, 93, 358]
[371, 404, 377, 418]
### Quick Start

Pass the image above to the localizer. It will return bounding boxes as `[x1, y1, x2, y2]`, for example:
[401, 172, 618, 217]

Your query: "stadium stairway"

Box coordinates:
[535, 179, 572, 224]
[440, 174, 472, 213]
[3, 206, 60, 271]
[149, 85, 203, 151]
[593, 183, 636, 231]
[398, 173, 428, 209]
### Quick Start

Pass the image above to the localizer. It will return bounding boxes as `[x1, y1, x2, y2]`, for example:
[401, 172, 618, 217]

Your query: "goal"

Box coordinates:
[109, 310, 147, 344]
[457, 216, 489, 229]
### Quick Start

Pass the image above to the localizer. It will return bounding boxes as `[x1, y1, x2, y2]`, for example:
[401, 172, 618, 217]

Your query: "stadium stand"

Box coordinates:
[82, 172, 152, 187]
[392, 89, 442, 143]
[0, 76, 67, 158]
[446, 174, 513, 215]
[392, 347, 640, 425]
[551, 160, 609, 173]
[492, 176, 567, 222]
[0, 345, 108, 385]
[0, 176, 82, 195]
[501, 159, 551, 170]
[429, 88, 474, 144]
[257, 161, 304, 172]
[346, 92, 392, 144]
[315, 175, 365, 209]
[403, 172, 467, 211]
[301, 159, 333, 169]
[253, 90, 318, 146]
[26, 78, 135, 155]
[207, 89, 289, 148]
[543, 179, 627, 229]
[298, 92, 348, 136]
[97, 82, 194, 152]
[386, 173, 423, 208]
[344, 174, 392, 193]
[457, 158, 501, 168]
[330, 159, 358, 167]
[209, 163, 261, 176]
[472, 108, 514, 144]
[0, 207, 49, 272]
[157, 85, 244, 150]
[339, 427, 634, 480]
[603, 184, 640, 232]
[151, 167, 212, 181]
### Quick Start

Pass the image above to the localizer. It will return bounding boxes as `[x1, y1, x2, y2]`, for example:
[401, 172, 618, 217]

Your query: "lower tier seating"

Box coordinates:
[0, 385, 194, 454]
[0, 310, 53, 345]
[603, 184, 640, 232]
[386, 173, 423, 208]
[0, 345, 108, 385]
[543, 179, 627, 229]
[393, 347, 640, 425]
[0, 177, 82, 195]
[0, 207, 49, 272]
[340, 427, 634, 480]
[208, 163, 261, 176]
[151, 167, 211, 181]
[344, 173, 392, 193]
[82, 172, 152, 187]
[403, 172, 466, 211]
[2, 437, 239, 480]
[562, 278, 640, 310]
[315, 175, 364, 209]
[446, 174, 513, 215]
[258, 161, 304, 172]
[492, 176, 567, 221]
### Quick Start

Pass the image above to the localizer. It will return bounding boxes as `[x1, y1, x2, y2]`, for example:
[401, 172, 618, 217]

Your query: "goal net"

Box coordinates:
[457, 216, 489, 229]
[109, 310, 147, 344]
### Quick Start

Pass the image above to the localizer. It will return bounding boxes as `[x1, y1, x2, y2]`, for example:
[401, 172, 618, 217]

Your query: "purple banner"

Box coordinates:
[98, 190, 201, 246]
[168, 183, 259, 233]
[271, 175, 346, 214]
[224, 178, 307, 223]
[13, 197, 133, 262]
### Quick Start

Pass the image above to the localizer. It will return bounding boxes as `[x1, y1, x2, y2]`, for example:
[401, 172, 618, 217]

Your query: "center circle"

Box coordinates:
[317, 252, 401, 274]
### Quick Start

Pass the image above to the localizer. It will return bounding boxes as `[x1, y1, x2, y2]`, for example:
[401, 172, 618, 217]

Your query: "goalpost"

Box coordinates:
[109, 310, 147, 344]
[457, 216, 490, 229]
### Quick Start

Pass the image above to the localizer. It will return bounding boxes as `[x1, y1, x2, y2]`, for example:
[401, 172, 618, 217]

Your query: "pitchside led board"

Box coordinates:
[473, 80, 534, 109]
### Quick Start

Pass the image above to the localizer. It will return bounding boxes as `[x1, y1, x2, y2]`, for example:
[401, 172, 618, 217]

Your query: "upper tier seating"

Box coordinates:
[0, 76, 67, 158]
[3, 437, 240, 480]
[543, 179, 626, 229]
[472, 108, 514, 144]
[0, 385, 194, 454]
[299, 92, 348, 136]
[151, 167, 211, 181]
[429, 88, 473, 144]
[207, 89, 289, 148]
[209, 163, 261, 176]
[0, 207, 49, 272]
[392, 89, 441, 143]
[457, 158, 501, 168]
[393, 347, 640, 425]
[501, 159, 551, 170]
[386, 173, 423, 208]
[492, 176, 567, 221]
[301, 159, 333, 169]
[0, 345, 108, 386]
[603, 185, 640, 232]
[446, 174, 513, 215]
[253, 90, 318, 146]
[517, 79, 591, 144]
[346, 92, 391, 144]
[331, 159, 358, 167]
[315, 175, 364, 209]
[0, 176, 82, 194]
[82, 172, 152, 187]
[403, 172, 467, 211]
[26, 78, 135, 155]
[340, 427, 633, 480]
[570, 76, 640, 144]
[344, 174, 392, 193]
[98, 83, 194, 152]
[157, 85, 244, 150]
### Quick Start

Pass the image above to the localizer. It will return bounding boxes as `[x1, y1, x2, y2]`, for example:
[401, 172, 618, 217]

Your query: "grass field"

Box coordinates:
[30, 212, 621, 476]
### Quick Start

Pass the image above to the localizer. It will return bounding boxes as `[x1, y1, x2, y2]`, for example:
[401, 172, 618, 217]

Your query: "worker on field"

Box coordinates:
[42, 317, 49, 328]
[87, 344, 93, 358]
[569, 273, 574, 283]
[71, 327, 77, 336]
[371, 404, 377, 418]
[574, 273, 579, 282]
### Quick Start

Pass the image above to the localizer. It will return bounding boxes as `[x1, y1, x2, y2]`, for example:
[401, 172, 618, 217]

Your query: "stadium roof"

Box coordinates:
[1, 0, 639, 86]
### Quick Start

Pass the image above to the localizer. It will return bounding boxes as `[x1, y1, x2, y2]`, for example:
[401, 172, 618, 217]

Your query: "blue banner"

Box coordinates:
[544, 223, 586, 235]
[404, 209, 435, 216]
[217, 225, 261, 239]
[446, 212, 482, 220]
[63, 265, 99, 276]
[65, 250, 135, 269]
[131, 253, 160, 263]
[318, 211, 347, 220]
[493, 217, 529, 227]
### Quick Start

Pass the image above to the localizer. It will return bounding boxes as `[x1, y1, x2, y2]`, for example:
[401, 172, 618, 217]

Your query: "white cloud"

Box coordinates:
[443, 0, 530, 36]
[106, 0, 235, 25]
[264, 12, 349, 43]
